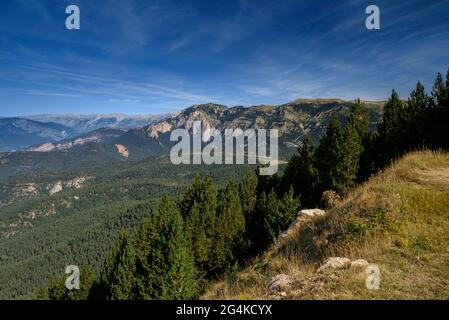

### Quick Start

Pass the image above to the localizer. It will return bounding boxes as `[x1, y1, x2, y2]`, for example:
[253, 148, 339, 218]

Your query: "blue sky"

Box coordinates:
[0, 0, 448, 116]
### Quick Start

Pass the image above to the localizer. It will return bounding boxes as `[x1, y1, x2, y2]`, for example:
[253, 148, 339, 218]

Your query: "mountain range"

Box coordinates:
[0, 118, 77, 152]
[0, 99, 384, 176]
[0, 113, 166, 153]
[25, 113, 167, 134]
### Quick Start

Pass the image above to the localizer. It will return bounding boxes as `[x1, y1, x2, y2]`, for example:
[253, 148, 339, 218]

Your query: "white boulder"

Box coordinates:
[317, 257, 351, 273]
[350, 259, 369, 270]
[300, 209, 326, 218]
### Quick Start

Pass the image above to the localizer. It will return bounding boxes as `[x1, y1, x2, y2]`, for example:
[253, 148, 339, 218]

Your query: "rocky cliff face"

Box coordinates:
[140, 99, 383, 148]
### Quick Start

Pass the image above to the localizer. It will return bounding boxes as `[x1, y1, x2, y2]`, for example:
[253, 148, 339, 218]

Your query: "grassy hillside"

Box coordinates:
[203, 151, 449, 299]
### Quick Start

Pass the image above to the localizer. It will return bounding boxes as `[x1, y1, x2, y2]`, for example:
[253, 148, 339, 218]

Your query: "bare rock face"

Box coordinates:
[47, 177, 93, 195]
[277, 209, 326, 242]
[350, 259, 370, 270]
[300, 209, 326, 218]
[48, 181, 63, 195]
[115, 144, 129, 158]
[267, 274, 294, 293]
[147, 121, 173, 139]
[317, 257, 351, 273]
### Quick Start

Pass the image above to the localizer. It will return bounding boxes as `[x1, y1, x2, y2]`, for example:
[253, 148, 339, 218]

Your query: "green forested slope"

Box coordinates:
[0, 155, 249, 299]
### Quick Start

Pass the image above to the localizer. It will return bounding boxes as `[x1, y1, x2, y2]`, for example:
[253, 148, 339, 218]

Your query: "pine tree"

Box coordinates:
[95, 230, 135, 300]
[407, 81, 429, 149]
[180, 174, 217, 278]
[134, 194, 197, 300]
[238, 168, 258, 256]
[431, 71, 449, 148]
[256, 166, 281, 197]
[337, 123, 362, 194]
[432, 72, 445, 107]
[239, 168, 258, 218]
[212, 179, 245, 273]
[444, 69, 449, 148]
[253, 187, 299, 249]
[377, 89, 405, 163]
[282, 135, 319, 208]
[349, 99, 370, 138]
[316, 113, 363, 195]
[315, 115, 344, 193]
[109, 242, 136, 300]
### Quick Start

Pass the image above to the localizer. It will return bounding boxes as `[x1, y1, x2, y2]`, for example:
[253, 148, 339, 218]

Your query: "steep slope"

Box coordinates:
[0, 118, 76, 151]
[122, 99, 383, 157]
[141, 99, 382, 145]
[0, 128, 128, 178]
[203, 151, 449, 300]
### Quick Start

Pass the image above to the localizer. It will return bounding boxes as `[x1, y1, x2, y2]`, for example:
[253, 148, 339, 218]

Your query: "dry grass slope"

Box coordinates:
[203, 151, 449, 300]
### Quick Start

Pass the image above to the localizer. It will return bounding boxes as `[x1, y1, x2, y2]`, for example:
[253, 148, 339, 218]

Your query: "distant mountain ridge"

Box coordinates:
[0, 99, 384, 177]
[133, 98, 383, 152]
[25, 113, 168, 134]
[0, 118, 77, 152]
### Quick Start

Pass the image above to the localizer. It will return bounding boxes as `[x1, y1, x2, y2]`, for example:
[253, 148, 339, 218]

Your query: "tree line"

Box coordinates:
[39, 69, 449, 300]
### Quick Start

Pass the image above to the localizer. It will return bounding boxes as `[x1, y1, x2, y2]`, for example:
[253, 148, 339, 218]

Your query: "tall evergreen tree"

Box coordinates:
[349, 99, 370, 138]
[316, 113, 363, 195]
[282, 135, 319, 208]
[252, 187, 299, 249]
[444, 69, 449, 148]
[134, 194, 197, 300]
[315, 115, 344, 193]
[239, 169, 258, 256]
[338, 123, 362, 194]
[95, 230, 136, 300]
[239, 168, 258, 218]
[431, 71, 449, 148]
[212, 179, 245, 273]
[180, 175, 218, 279]
[377, 89, 405, 162]
[407, 81, 429, 148]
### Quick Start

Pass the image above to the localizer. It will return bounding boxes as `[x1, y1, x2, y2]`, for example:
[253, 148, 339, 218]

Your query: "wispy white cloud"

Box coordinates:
[4, 63, 213, 104]
[25, 90, 82, 97]
[108, 98, 141, 104]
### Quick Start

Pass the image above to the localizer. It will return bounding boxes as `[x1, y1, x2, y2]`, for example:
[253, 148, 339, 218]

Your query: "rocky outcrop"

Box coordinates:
[147, 121, 173, 138]
[13, 183, 38, 197]
[47, 176, 93, 195]
[278, 208, 326, 241]
[317, 257, 352, 273]
[300, 209, 326, 218]
[48, 181, 63, 195]
[267, 274, 295, 293]
[317, 257, 370, 273]
[350, 259, 370, 270]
